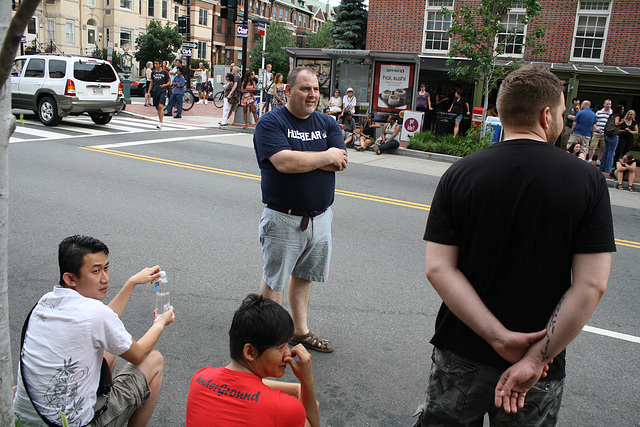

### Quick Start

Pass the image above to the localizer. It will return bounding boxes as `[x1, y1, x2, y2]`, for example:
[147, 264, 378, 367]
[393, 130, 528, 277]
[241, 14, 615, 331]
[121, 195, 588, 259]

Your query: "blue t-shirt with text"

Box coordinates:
[253, 107, 345, 212]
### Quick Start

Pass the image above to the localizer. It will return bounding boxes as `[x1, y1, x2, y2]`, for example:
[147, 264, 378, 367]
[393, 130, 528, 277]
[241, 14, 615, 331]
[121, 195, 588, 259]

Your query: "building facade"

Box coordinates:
[14, 0, 333, 75]
[366, 0, 640, 114]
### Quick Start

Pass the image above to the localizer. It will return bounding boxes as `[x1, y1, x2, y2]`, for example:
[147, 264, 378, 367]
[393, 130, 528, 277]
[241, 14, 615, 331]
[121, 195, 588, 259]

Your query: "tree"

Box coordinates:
[0, 0, 42, 423]
[90, 47, 122, 68]
[442, 0, 546, 132]
[331, 0, 367, 50]
[134, 20, 183, 65]
[307, 21, 335, 49]
[249, 21, 294, 78]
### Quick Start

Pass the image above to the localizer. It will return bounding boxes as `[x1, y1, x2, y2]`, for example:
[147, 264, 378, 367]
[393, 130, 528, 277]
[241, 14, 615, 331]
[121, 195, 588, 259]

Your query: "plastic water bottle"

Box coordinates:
[154, 271, 170, 318]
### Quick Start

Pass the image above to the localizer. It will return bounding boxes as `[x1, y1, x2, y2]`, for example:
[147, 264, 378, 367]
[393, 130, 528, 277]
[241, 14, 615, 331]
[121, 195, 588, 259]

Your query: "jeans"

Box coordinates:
[600, 135, 619, 172]
[378, 139, 400, 153]
[413, 348, 564, 427]
[166, 93, 183, 116]
[264, 93, 273, 112]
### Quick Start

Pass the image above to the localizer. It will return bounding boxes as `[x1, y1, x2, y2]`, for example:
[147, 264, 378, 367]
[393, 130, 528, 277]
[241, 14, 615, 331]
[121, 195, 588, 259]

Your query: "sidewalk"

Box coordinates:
[120, 98, 639, 191]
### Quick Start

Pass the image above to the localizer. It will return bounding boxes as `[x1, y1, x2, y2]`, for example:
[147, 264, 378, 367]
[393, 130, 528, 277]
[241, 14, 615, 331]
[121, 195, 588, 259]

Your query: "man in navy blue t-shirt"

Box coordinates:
[253, 67, 347, 353]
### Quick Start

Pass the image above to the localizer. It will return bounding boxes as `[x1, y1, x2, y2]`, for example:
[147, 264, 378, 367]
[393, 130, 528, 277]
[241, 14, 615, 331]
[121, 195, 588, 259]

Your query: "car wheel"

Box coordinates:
[89, 113, 112, 125]
[38, 96, 62, 126]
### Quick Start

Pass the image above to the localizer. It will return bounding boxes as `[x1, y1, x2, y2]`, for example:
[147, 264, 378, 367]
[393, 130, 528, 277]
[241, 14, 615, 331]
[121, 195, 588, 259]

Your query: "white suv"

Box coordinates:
[10, 54, 124, 126]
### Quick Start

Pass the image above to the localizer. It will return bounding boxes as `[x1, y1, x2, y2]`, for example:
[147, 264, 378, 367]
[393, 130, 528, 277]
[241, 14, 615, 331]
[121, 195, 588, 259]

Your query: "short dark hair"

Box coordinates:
[58, 235, 109, 286]
[497, 64, 563, 130]
[176, 66, 183, 74]
[154, 59, 161, 65]
[226, 72, 234, 81]
[287, 66, 316, 88]
[572, 97, 580, 103]
[229, 294, 294, 361]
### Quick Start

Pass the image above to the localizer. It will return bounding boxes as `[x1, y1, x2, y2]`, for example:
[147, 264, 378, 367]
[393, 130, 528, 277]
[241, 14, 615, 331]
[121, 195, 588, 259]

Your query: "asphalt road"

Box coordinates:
[7, 115, 640, 426]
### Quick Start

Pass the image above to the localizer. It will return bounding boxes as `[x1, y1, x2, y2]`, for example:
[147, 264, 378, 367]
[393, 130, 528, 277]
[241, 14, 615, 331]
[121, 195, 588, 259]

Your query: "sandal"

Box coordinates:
[618, 183, 624, 190]
[629, 187, 634, 192]
[289, 331, 334, 353]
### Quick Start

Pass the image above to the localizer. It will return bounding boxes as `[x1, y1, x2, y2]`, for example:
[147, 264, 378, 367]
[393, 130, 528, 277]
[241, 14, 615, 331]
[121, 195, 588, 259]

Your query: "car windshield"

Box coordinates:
[74, 61, 117, 82]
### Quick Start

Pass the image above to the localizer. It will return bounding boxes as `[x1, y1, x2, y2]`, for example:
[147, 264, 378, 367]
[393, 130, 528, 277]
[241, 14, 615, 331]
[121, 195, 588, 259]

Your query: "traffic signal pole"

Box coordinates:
[185, 0, 191, 85]
[241, 0, 249, 73]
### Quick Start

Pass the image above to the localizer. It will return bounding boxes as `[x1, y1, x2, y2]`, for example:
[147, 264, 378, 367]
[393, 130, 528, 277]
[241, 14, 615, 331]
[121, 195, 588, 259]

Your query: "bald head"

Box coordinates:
[581, 100, 591, 109]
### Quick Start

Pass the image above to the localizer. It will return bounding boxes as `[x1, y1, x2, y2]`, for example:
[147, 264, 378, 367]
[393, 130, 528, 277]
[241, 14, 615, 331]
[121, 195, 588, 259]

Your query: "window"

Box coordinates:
[65, 22, 74, 44]
[285, 10, 288, 22]
[217, 16, 222, 33]
[175, 5, 179, 20]
[48, 59, 66, 78]
[497, 11, 526, 56]
[120, 0, 131, 9]
[88, 28, 96, 45]
[423, 0, 453, 52]
[120, 30, 131, 49]
[87, 0, 94, 6]
[279, 8, 284, 20]
[139, 0, 142, 15]
[162, 0, 167, 18]
[24, 59, 45, 78]
[148, 0, 154, 17]
[199, 8, 207, 26]
[46, 19, 56, 42]
[273, 6, 277, 19]
[105, 0, 109, 7]
[571, 1, 611, 61]
[27, 18, 36, 34]
[197, 41, 206, 58]
[253, 23, 260, 40]
[11, 59, 26, 77]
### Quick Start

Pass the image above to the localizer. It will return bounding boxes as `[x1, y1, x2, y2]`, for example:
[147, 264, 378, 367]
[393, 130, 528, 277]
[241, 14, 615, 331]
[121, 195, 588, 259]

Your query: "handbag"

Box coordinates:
[604, 114, 619, 136]
[20, 303, 112, 427]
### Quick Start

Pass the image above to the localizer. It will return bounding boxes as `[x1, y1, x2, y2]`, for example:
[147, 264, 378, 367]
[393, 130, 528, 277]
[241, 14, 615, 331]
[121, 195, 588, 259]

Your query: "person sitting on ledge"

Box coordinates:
[185, 294, 319, 427]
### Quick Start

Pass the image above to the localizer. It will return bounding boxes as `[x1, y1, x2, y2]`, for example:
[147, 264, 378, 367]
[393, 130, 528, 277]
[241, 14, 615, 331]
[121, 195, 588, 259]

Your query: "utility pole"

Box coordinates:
[241, 0, 249, 72]
[185, 0, 191, 84]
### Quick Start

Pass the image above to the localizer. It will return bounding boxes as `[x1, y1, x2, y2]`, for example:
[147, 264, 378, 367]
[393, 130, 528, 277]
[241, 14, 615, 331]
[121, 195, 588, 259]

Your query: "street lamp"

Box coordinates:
[121, 50, 133, 104]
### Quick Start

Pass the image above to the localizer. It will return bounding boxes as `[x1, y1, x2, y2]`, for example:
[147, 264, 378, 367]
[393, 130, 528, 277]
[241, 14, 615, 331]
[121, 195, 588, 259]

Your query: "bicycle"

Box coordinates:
[182, 89, 195, 111]
[212, 90, 225, 108]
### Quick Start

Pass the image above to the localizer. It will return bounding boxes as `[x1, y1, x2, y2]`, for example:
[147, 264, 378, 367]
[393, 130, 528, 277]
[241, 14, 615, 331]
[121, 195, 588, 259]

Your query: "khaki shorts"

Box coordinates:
[567, 134, 590, 154]
[590, 133, 605, 152]
[91, 363, 150, 427]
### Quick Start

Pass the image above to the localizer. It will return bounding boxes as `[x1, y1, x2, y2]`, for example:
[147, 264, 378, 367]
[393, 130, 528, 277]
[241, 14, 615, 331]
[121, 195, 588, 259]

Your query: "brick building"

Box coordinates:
[13, 0, 334, 76]
[366, 0, 640, 114]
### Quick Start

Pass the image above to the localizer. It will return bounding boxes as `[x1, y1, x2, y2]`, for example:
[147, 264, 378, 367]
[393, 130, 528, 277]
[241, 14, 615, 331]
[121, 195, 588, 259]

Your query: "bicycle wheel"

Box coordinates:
[182, 90, 195, 111]
[213, 91, 225, 108]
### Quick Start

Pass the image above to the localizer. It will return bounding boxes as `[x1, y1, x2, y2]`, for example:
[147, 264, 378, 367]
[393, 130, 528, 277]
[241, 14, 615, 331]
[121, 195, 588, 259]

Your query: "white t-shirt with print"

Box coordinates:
[14, 287, 132, 427]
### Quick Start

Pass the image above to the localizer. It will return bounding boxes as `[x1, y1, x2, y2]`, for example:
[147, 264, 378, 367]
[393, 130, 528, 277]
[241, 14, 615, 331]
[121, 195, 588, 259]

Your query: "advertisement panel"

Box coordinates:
[400, 110, 424, 142]
[372, 62, 415, 112]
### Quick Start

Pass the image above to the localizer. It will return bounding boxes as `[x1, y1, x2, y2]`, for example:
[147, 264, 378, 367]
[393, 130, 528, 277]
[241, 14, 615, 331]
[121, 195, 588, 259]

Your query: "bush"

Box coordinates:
[408, 124, 493, 157]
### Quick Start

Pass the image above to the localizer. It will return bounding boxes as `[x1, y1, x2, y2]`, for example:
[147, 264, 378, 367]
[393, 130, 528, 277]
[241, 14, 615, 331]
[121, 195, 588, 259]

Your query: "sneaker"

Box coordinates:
[173, 115, 182, 118]
[156, 123, 163, 129]
[197, 100, 204, 104]
[204, 100, 208, 104]
[374, 145, 380, 155]
[164, 113, 172, 116]
[596, 160, 601, 166]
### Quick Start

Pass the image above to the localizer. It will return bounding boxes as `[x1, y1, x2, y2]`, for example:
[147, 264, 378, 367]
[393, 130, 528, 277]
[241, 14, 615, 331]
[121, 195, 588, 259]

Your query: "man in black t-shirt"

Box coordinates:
[148, 59, 171, 129]
[253, 67, 347, 354]
[414, 65, 615, 426]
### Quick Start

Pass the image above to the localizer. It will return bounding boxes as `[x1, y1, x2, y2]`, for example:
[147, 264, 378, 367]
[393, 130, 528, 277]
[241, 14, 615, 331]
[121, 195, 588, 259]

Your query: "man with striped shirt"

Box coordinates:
[589, 99, 612, 165]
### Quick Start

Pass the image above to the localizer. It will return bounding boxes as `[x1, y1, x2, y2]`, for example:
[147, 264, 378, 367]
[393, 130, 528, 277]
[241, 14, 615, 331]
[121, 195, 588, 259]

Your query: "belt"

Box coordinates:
[266, 204, 327, 231]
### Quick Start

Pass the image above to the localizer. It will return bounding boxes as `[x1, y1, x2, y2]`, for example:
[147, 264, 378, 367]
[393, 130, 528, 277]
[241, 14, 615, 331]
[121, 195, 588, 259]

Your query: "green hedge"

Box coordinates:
[408, 125, 493, 157]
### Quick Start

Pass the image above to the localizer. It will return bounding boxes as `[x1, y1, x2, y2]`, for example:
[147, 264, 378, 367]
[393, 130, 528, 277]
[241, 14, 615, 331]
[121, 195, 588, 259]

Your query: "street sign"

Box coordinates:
[182, 41, 197, 48]
[236, 25, 249, 38]
[182, 48, 193, 57]
[21, 36, 26, 43]
[257, 22, 266, 36]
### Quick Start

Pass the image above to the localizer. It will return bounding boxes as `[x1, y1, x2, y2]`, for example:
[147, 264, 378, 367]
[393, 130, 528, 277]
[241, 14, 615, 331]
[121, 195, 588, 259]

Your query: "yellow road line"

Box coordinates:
[81, 145, 640, 249]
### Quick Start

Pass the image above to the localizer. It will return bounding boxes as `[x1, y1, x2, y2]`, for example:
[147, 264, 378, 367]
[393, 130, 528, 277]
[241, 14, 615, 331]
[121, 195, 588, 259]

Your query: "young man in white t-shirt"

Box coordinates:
[14, 235, 175, 426]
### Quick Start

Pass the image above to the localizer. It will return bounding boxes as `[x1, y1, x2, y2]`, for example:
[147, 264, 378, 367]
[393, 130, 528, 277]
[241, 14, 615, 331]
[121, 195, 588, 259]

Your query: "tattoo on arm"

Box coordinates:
[540, 295, 566, 363]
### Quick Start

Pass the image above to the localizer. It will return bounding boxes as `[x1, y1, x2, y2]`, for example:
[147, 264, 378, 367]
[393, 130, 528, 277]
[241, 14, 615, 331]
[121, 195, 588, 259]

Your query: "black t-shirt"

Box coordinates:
[234, 74, 242, 97]
[150, 69, 170, 94]
[424, 139, 615, 380]
[451, 97, 468, 114]
[619, 120, 637, 145]
[362, 122, 377, 138]
[253, 107, 345, 212]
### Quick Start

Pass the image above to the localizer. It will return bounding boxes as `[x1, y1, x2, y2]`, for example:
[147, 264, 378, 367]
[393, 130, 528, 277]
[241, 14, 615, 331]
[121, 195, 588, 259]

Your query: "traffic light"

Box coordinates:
[178, 16, 187, 34]
[220, 0, 237, 21]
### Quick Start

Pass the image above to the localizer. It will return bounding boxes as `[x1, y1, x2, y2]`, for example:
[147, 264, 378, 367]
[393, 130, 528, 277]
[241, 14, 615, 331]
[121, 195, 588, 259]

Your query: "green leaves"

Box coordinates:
[249, 21, 294, 78]
[134, 20, 184, 64]
[331, 0, 367, 50]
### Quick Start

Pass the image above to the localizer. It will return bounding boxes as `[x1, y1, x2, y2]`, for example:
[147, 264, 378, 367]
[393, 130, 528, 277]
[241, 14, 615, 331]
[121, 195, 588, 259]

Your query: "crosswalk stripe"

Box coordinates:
[9, 115, 206, 143]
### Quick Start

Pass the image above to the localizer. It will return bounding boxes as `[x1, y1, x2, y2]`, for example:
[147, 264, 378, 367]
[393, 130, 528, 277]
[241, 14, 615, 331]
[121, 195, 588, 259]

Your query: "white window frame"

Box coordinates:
[120, 29, 132, 49]
[161, 0, 167, 18]
[496, 6, 527, 58]
[197, 41, 206, 58]
[87, 0, 95, 6]
[199, 8, 208, 26]
[120, 0, 132, 10]
[65, 22, 74, 44]
[46, 19, 56, 42]
[422, 0, 454, 54]
[570, 0, 611, 62]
